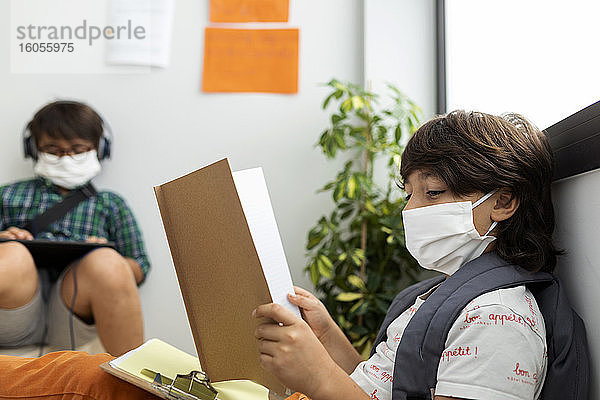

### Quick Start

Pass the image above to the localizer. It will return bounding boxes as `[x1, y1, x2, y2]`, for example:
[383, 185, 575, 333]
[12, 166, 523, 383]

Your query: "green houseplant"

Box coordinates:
[305, 79, 423, 357]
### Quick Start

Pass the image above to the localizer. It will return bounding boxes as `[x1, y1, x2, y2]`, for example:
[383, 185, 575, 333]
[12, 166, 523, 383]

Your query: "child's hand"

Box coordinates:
[288, 286, 336, 343]
[85, 236, 108, 244]
[0, 227, 33, 240]
[253, 303, 340, 398]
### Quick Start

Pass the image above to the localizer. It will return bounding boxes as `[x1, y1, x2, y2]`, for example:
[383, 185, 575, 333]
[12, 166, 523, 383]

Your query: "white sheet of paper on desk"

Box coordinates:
[105, 0, 175, 68]
[232, 168, 300, 317]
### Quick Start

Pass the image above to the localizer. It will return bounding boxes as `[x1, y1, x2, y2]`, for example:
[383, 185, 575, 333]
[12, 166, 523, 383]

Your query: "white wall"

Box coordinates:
[364, 0, 437, 120]
[553, 170, 600, 399]
[0, 0, 364, 355]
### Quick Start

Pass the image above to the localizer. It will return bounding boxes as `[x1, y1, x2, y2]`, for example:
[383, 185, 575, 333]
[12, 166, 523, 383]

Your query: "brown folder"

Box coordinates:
[154, 158, 285, 395]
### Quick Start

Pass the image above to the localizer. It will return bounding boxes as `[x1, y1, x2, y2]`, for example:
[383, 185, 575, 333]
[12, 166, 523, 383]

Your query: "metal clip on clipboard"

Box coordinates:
[141, 369, 219, 400]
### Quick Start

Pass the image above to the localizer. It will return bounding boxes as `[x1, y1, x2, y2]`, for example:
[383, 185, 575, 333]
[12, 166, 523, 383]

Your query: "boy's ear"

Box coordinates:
[491, 188, 519, 222]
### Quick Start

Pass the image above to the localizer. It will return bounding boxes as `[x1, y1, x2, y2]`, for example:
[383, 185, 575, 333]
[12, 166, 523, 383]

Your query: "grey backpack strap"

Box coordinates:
[371, 275, 446, 357]
[391, 252, 553, 400]
[530, 277, 590, 400]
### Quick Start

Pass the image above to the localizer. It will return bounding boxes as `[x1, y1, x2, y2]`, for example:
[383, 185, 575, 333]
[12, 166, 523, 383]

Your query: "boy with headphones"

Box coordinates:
[0, 100, 150, 356]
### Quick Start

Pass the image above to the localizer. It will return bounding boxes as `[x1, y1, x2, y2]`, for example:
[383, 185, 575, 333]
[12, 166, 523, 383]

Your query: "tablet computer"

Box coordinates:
[0, 238, 116, 279]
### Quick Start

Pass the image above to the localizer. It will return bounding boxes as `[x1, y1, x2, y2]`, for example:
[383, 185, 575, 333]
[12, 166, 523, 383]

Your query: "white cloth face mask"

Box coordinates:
[34, 150, 101, 189]
[402, 190, 498, 276]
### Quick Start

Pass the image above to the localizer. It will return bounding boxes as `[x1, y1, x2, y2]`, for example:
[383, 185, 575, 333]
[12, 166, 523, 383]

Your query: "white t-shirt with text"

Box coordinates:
[350, 285, 547, 400]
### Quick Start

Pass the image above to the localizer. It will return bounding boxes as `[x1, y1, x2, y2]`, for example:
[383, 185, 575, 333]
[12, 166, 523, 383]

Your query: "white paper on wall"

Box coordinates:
[106, 0, 175, 68]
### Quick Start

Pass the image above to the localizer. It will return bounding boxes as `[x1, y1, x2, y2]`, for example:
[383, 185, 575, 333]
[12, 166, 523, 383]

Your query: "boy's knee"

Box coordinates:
[0, 241, 35, 270]
[78, 248, 135, 292]
[0, 242, 37, 303]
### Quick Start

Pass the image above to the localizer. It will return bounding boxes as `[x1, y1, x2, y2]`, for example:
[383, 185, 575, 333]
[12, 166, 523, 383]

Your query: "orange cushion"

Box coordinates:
[0, 351, 159, 400]
[285, 393, 310, 400]
[0, 351, 310, 400]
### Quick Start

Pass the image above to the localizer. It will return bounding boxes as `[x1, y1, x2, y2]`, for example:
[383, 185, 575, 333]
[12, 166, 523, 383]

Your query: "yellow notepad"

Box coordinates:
[104, 338, 270, 400]
[110, 338, 200, 383]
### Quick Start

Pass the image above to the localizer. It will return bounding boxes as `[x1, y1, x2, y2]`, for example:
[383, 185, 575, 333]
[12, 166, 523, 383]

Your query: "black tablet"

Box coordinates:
[0, 238, 116, 278]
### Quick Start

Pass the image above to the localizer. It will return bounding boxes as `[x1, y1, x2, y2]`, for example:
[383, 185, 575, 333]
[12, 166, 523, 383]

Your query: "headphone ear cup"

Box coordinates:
[98, 134, 111, 160]
[23, 133, 37, 160]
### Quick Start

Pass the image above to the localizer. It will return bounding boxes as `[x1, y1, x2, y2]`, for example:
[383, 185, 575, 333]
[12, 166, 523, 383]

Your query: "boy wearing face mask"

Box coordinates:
[251, 111, 585, 400]
[0, 100, 149, 357]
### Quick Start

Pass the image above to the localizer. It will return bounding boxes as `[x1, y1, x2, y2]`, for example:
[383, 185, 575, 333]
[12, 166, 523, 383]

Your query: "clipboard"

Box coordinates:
[101, 362, 286, 400]
[100, 362, 220, 400]
[99, 337, 286, 400]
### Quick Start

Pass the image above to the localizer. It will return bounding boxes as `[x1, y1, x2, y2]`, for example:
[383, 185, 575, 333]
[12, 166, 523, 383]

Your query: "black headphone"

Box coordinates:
[22, 100, 113, 161]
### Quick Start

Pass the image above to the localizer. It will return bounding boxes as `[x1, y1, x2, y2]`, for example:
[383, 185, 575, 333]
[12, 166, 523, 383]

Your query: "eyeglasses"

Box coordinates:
[37, 144, 94, 157]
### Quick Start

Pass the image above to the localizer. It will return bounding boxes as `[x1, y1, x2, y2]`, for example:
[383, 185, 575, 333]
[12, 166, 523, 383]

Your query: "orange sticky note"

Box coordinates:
[210, 0, 289, 23]
[202, 28, 299, 94]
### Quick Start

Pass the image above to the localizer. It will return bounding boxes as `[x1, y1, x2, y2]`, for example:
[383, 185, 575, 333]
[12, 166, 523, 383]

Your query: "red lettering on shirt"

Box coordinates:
[513, 362, 530, 377]
[380, 372, 393, 383]
[524, 294, 536, 316]
[464, 311, 481, 324]
[370, 389, 380, 400]
[441, 345, 477, 362]
[488, 311, 539, 333]
[506, 362, 538, 386]
[489, 312, 525, 326]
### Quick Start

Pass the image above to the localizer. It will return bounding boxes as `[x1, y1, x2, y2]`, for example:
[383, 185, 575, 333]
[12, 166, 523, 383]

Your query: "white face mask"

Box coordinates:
[34, 150, 101, 189]
[402, 190, 498, 276]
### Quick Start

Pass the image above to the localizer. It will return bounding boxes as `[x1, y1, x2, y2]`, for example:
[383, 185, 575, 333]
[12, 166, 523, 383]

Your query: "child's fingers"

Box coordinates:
[7, 227, 24, 239]
[256, 338, 278, 357]
[0, 231, 16, 239]
[255, 323, 282, 341]
[293, 286, 315, 298]
[253, 303, 300, 326]
[288, 293, 317, 310]
[86, 236, 108, 244]
[10, 227, 30, 240]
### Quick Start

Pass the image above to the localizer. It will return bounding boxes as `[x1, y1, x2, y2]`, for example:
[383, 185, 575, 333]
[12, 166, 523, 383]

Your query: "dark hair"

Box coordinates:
[400, 110, 561, 273]
[27, 101, 103, 148]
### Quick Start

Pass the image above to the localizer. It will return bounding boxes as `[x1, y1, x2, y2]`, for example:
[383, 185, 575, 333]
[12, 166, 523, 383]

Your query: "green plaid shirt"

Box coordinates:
[0, 178, 150, 281]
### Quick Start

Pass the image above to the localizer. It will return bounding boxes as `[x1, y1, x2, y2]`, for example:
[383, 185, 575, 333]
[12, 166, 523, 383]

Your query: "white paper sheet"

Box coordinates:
[105, 0, 175, 68]
[232, 168, 300, 317]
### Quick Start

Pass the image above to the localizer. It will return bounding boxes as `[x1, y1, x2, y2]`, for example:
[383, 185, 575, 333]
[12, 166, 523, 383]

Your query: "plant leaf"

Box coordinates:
[349, 299, 365, 313]
[351, 95, 364, 110]
[333, 180, 346, 202]
[322, 93, 336, 109]
[317, 258, 333, 278]
[336, 292, 364, 302]
[394, 124, 402, 143]
[341, 98, 353, 113]
[347, 176, 357, 199]
[348, 274, 367, 291]
[331, 114, 345, 124]
[309, 262, 320, 286]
